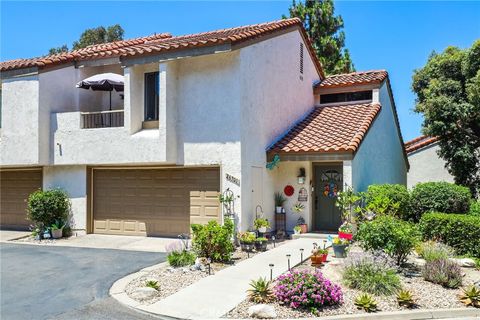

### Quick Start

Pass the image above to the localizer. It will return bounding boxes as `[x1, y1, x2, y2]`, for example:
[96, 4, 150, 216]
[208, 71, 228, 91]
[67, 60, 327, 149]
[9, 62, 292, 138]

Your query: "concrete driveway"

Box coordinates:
[0, 243, 167, 320]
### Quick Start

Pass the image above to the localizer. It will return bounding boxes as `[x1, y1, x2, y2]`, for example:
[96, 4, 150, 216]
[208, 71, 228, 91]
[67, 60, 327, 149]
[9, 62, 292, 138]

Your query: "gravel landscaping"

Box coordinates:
[126, 242, 286, 305]
[225, 245, 480, 318]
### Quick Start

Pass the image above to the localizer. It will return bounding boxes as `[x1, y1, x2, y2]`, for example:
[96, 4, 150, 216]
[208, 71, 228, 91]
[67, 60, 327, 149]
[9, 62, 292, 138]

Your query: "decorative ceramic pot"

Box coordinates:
[299, 224, 308, 234]
[255, 241, 268, 252]
[310, 254, 327, 265]
[276, 207, 283, 214]
[332, 244, 348, 258]
[51, 229, 63, 239]
[258, 227, 267, 233]
[338, 232, 353, 240]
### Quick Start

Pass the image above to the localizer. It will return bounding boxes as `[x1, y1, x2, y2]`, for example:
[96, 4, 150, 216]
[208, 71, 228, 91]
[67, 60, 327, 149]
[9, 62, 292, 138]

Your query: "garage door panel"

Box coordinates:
[93, 168, 220, 237]
[1, 169, 42, 230]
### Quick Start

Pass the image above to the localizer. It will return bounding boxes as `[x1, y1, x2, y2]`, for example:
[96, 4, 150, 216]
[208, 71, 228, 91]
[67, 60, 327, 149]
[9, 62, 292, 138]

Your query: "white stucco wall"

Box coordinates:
[352, 82, 408, 192]
[407, 143, 454, 189]
[43, 165, 87, 232]
[238, 30, 320, 230]
[0, 75, 40, 165]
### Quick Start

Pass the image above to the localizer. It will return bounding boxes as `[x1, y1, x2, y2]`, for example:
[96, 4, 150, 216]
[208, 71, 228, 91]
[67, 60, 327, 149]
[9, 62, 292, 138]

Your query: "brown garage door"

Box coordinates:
[0, 169, 42, 230]
[92, 167, 220, 237]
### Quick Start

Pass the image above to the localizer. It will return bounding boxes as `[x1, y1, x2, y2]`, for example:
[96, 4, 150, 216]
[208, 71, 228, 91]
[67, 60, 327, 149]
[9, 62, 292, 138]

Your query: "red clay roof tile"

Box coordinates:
[269, 103, 381, 154]
[1, 18, 324, 77]
[317, 70, 388, 89]
[405, 135, 439, 154]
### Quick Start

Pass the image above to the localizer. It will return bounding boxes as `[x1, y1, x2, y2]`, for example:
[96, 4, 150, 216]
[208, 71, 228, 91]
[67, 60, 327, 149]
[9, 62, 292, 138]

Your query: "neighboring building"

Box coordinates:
[0, 18, 408, 236]
[405, 135, 454, 189]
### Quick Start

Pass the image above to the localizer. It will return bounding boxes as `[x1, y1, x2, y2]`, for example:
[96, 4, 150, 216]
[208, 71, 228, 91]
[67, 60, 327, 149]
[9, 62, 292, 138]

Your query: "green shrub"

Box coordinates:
[415, 241, 454, 262]
[364, 184, 410, 219]
[167, 250, 197, 267]
[191, 219, 234, 262]
[469, 200, 480, 216]
[356, 216, 420, 265]
[419, 212, 480, 258]
[409, 182, 471, 221]
[422, 258, 462, 288]
[343, 252, 401, 295]
[27, 189, 71, 229]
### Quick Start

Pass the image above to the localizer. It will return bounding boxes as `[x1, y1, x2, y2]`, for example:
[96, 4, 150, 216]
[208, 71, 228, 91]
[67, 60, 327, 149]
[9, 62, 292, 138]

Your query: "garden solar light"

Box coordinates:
[286, 254, 291, 270]
[269, 263, 274, 280]
[300, 248, 304, 262]
[272, 235, 276, 248]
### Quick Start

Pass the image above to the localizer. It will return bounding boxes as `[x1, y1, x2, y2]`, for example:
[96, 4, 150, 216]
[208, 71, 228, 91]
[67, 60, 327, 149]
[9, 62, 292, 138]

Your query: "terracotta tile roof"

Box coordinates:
[405, 135, 439, 154]
[317, 70, 388, 89]
[269, 103, 381, 154]
[0, 33, 172, 71]
[1, 18, 324, 77]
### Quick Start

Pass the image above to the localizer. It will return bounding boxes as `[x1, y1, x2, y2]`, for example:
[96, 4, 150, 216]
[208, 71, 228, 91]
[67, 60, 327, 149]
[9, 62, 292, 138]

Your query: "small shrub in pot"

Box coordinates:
[254, 237, 268, 252]
[27, 189, 71, 235]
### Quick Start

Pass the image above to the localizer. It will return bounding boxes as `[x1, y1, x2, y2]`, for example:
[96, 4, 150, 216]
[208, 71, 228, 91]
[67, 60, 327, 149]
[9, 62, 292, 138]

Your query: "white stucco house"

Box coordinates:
[0, 18, 408, 237]
[405, 135, 454, 189]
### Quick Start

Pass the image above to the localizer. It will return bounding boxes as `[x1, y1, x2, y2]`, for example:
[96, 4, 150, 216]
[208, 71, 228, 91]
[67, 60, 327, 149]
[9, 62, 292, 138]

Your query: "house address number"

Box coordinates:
[226, 173, 240, 186]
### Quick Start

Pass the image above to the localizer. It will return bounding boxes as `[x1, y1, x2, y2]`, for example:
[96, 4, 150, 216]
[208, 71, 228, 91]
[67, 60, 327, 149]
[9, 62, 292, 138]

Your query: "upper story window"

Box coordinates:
[320, 90, 372, 104]
[144, 72, 159, 121]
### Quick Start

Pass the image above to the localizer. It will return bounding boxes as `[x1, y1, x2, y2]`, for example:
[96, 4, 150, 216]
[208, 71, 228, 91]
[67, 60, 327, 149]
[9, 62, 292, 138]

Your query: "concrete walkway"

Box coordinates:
[136, 238, 327, 319]
[0, 230, 30, 242]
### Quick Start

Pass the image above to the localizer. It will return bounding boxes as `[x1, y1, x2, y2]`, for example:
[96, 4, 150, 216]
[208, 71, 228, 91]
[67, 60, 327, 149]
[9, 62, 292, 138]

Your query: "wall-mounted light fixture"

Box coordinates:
[297, 167, 306, 184]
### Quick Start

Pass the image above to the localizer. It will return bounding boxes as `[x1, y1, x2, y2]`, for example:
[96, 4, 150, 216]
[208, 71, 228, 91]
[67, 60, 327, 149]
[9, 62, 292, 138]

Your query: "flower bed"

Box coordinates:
[225, 245, 480, 318]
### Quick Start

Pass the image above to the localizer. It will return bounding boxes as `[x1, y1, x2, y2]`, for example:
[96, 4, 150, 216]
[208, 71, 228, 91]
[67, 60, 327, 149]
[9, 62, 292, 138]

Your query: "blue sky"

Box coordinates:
[1, 1, 479, 141]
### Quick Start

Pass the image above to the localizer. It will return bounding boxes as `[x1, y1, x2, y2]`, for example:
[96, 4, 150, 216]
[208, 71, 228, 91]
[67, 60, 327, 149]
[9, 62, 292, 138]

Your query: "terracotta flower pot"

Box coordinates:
[51, 229, 63, 239]
[310, 253, 327, 265]
[299, 224, 308, 234]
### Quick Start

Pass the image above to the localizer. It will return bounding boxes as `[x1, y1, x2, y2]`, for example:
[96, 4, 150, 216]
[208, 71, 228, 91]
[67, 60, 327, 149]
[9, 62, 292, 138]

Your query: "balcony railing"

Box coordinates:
[81, 110, 124, 129]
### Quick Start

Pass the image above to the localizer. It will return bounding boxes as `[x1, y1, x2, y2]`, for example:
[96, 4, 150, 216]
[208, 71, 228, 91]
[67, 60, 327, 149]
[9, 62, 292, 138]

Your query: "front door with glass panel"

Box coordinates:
[314, 164, 343, 231]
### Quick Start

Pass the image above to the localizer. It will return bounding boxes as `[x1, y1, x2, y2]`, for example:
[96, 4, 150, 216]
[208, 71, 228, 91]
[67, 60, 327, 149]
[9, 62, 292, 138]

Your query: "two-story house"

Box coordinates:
[0, 18, 408, 237]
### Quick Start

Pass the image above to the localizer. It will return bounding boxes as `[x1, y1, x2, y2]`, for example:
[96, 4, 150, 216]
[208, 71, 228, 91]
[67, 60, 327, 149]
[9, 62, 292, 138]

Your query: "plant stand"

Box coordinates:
[275, 212, 286, 238]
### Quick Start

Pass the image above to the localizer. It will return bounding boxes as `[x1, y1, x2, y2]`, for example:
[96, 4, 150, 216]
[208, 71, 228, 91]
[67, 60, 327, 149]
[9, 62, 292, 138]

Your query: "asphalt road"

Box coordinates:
[0, 243, 167, 320]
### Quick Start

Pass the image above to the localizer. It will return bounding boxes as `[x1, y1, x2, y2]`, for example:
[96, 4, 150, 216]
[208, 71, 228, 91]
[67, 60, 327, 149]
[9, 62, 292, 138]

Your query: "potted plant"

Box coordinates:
[293, 225, 302, 235]
[332, 236, 349, 258]
[254, 237, 268, 252]
[253, 218, 270, 233]
[338, 222, 353, 240]
[274, 192, 286, 214]
[292, 203, 307, 233]
[238, 232, 256, 252]
[310, 241, 328, 265]
[50, 219, 65, 239]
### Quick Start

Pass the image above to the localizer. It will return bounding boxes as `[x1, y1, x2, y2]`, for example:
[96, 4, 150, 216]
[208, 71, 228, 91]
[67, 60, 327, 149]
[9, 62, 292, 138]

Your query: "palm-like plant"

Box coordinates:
[354, 293, 378, 312]
[247, 277, 274, 303]
[459, 285, 480, 308]
[396, 289, 415, 308]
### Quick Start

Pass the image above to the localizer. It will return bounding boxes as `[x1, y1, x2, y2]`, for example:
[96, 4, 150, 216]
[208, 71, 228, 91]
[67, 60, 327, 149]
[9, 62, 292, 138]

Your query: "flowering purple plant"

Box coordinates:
[274, 269, 343, 309]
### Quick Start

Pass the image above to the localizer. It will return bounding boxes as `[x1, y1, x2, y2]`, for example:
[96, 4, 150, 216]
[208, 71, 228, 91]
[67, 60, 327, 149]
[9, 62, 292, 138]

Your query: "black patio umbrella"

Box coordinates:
[76, 73, 124, 110]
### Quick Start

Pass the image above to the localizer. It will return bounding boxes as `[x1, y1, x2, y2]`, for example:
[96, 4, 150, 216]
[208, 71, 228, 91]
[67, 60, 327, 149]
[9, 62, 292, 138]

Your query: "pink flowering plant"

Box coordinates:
[274, 269, 343, 310]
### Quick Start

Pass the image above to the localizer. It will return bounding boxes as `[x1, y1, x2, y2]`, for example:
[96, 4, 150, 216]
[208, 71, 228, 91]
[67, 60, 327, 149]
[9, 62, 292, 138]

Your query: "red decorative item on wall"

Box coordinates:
[284, 185, 294, 197]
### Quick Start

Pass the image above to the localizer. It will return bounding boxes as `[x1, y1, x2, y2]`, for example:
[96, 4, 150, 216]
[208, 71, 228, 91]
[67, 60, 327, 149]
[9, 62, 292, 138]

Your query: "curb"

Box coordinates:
[109, 263, 480, 320]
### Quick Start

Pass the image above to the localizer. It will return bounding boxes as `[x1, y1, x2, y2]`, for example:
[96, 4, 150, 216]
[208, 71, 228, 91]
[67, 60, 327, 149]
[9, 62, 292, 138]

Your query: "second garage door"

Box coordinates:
[92, 167, 221, 237]
[1, 169, 42, 230]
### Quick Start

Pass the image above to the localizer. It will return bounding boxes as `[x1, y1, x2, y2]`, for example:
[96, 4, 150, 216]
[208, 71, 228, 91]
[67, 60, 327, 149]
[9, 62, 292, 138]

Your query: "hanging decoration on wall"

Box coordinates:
[284, 185, 294, 197]
[321, 170, 342, 198]
[266, 154, 280, 170]
[298, 187, 308, 202]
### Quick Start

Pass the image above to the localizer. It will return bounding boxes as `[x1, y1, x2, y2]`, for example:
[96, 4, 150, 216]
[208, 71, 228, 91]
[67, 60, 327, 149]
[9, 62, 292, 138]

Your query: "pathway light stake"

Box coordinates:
[207, 258, 212, 275]
[300, 248, 304, 262]
[272, 236, 276, 248]
[286, 254, 291, 271]
[269, 263, 274, 281]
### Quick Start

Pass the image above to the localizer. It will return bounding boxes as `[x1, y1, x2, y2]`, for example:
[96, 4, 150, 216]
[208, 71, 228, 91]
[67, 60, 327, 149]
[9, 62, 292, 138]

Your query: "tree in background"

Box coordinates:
[412, 40, 480, 197]
[284, 0, 354, 75]
[48, 24, 124, 54]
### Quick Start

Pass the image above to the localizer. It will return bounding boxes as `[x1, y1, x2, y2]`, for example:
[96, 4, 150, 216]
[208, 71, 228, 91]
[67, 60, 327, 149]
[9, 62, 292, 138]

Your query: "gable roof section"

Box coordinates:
[0, 18, 325, 78]
[405, 135, 439, 154]
[268, 103, 381, 154]
[316, 70, 388, 89]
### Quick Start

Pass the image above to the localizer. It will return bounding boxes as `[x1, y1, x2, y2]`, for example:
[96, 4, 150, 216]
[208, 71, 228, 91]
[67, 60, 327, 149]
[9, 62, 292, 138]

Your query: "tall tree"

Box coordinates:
[412, 40, 480, 197]
[47, 24, 124, 54]
[284, 0, 354, 75]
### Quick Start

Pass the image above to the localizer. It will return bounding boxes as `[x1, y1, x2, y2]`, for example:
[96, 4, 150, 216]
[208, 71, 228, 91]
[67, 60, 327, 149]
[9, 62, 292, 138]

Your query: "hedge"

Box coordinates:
[409, 182, 471, 221]
[469, 200, 480, 216]
[419, 212, 480, 258]
[364, 184, 410, 219]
